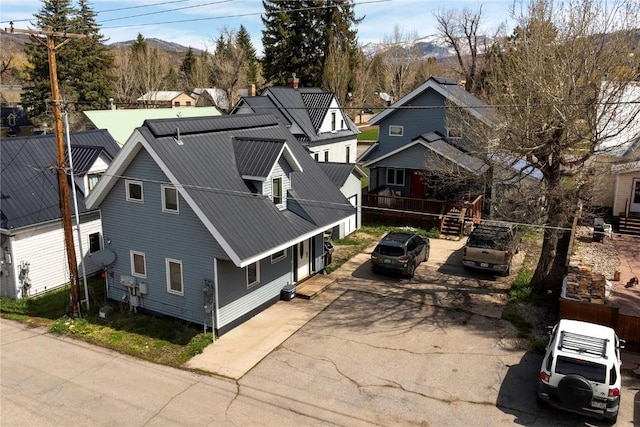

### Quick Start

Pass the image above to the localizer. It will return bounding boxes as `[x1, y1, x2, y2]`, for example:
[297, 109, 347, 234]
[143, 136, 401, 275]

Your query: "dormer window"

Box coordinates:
[272, 177, 283, 205]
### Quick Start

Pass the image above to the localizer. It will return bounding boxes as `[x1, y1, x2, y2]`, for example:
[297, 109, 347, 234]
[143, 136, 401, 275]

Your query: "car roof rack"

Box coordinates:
[558, 330, 609, 359]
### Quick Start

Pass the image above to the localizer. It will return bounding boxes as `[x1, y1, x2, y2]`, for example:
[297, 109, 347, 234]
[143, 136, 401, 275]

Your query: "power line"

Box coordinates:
[99, 0, 234, 24]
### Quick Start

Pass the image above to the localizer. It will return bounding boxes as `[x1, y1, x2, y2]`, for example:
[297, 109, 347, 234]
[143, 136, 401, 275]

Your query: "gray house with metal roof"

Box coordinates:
[86, 114, 353, 335]
[230, 86, 360, 164]
[0, 130, 120, 299]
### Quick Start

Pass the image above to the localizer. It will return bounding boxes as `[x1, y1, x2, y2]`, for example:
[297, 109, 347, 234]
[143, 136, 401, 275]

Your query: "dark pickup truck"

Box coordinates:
[462, 222, 520, 276]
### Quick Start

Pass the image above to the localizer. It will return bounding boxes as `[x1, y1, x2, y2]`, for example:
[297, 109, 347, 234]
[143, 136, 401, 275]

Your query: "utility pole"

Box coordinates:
[5, 25, 91, 317]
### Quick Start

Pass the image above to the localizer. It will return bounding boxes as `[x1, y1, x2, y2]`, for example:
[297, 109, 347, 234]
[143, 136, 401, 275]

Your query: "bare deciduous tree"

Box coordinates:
[434, 5, 495, 92]
[476, 0, 640, 291]
[210, 29, 249, 110]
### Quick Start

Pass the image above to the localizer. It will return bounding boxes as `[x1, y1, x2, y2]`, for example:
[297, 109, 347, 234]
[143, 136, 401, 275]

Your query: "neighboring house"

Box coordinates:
[359, 76, 538, 233]
[191, 88, 230, 111]
[230, 85, 359, 164]
[85, 114, 354, 335]
[137, 91, 196, 108]
[317, 162, 366, 238]
[594, 82, 640, 234]
[0, 130, 120, 299]
[84, 107, 221, 146]
[1, 106, 34, 137]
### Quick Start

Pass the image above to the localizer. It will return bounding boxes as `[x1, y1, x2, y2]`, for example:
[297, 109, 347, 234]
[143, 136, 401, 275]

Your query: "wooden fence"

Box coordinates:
[559, 299, 640, 352]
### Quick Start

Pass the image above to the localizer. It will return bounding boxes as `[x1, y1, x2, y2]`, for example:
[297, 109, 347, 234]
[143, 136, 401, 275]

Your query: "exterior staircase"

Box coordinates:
[619, 215, 640, 235]
[440, 207, 465, 236]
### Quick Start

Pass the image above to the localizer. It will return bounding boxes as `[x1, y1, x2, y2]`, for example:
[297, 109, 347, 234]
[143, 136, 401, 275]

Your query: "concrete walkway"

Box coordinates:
[184, 238, 465, 379]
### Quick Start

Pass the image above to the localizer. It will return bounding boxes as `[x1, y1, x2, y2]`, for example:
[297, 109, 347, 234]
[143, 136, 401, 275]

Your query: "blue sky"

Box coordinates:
[2, 0, 513, 55]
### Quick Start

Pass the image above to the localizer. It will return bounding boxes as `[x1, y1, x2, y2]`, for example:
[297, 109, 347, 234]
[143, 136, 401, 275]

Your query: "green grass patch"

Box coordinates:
[1, 275, 214, 367]
[508, 266, 535, 303]
[501, 304, 533, 338]
[357, 127, 378, 141]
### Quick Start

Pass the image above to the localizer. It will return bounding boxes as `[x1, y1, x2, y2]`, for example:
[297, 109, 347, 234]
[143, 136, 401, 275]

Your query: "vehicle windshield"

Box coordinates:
[555, 356, 607, 383]
[376, 245, 404, 257]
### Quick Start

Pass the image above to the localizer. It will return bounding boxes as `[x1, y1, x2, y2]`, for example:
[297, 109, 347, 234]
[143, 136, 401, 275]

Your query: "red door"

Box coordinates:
[411, 171, 424, 199]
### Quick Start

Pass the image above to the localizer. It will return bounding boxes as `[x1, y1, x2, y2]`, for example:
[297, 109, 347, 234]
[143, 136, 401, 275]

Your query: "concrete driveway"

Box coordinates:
[3, 238, 638, 426]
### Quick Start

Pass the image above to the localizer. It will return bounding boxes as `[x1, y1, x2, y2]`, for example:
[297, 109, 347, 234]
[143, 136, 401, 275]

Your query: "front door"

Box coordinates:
[411, 171, 424, 199]
[631, 178, 640, 213]
[296, 240, 310, 280]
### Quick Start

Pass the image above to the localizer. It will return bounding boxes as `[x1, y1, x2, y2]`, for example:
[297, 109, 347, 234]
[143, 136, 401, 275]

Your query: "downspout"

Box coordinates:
[212, 258, 220, 337]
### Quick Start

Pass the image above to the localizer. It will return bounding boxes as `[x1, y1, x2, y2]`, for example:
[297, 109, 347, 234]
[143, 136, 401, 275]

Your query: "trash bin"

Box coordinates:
[593, 225, 605, 242]
[323, 240, 334, 266]
[281, 284, 296, 301]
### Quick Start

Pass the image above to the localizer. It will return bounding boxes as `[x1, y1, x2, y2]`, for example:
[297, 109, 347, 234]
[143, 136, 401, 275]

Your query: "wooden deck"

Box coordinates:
[295, 274, 336, 299]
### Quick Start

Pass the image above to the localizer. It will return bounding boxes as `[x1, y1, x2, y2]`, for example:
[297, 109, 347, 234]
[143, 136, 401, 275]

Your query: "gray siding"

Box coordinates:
[377, 90, 446, 152]
[100, 149, 227, 325]
[375, 144, 430, 170]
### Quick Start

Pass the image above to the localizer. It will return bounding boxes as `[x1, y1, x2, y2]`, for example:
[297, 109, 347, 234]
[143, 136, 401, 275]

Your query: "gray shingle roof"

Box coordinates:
[1, 129, 120, 230]
[88, 114, 352, 266]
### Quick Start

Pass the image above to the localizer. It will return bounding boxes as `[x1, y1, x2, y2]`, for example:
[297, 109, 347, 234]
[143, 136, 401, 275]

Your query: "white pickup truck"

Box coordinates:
[462, 223, 520, 276]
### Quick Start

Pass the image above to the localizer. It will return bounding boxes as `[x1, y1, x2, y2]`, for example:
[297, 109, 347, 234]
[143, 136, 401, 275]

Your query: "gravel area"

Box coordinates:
[572, 226, 620, 280]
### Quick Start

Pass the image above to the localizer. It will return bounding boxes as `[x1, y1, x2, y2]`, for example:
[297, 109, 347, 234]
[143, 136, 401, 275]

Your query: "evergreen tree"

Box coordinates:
[70, 0, 113, 111]
[261, 0, 360, 89]
[180, 47, 197, 89]
[23, 0, 78, 119]
[23, 0, 113, 122]
[237, 25, 260, 88]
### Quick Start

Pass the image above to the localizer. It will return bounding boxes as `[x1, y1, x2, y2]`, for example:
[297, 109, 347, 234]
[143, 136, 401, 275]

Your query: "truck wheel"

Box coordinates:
[557, 374, 593, 409]
[502, 264, 511, 277]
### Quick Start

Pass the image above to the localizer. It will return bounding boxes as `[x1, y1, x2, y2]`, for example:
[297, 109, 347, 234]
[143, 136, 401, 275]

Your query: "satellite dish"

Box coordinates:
[91, 249, 116, 266]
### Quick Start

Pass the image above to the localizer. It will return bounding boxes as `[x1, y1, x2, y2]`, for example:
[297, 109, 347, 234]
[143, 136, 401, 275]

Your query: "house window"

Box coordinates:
[166, 258, 184, 295]
[324, 151, 329, 162]
[174, 101, 180, 107]
[331, 111, 336, 131]
[346, 146, 351, 163]
[186, 101, 192, 106]
[126, 180, 143, 202]
[314, 152, 319, 161]
[131, 250, 146, 278]
[341, 119, 345, 129]
[272, 177, 283, 205]
[271, 249, 286, 263]
[389, 125, 404, 136]
[89, 232, 101, 254]
[387, 168, 405, 186]
[162, 185, 179, 213]
[87, 172, 103, 192]
[247, 262, 260, 288]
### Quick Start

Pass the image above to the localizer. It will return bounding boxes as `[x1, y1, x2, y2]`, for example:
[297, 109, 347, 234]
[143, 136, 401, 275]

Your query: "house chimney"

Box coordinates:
[287, 73, 299, 89]
[108, 98, 115, 110]
[249, 84, 256, 96]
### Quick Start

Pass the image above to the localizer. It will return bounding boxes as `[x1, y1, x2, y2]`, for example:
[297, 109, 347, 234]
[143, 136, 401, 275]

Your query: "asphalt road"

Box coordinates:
[2, 238, 638, 426]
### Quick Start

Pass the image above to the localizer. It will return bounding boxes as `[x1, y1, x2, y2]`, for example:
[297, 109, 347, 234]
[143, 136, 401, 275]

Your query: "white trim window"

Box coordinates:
[272, 177, 283, 205]
[247, 262, 260, 288]
[162, 185, 179, 213]
[126, 180, 144, 202]
[130, 250, 147, 278]
[387, 168, 405, 186]
[166, 258, 184, 295]
[87, 172, 103, 192]
[324, 150, 329, 162]
[331, 111, 336, 131]
[271, 249, 286, 263]
[389, 125, 404, 136]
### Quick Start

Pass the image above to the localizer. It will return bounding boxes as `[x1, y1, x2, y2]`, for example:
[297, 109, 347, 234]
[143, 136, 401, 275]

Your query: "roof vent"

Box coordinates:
[174, 127, 183, 145]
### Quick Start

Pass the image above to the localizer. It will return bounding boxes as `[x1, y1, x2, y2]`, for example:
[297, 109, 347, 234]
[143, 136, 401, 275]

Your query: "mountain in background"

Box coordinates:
[109, 38, 205, 55]
[360, 34, 483, 60]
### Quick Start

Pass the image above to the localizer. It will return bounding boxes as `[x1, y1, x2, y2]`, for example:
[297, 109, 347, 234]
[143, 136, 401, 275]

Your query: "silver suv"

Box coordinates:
[537, 319, 625, 424]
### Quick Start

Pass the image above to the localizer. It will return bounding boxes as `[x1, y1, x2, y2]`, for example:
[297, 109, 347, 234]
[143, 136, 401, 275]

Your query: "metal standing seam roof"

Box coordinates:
[83, 107, 221, 145]
[317, 162, 363, 188]
[1, 129, 120, 230]
[233, 137, 285, 179]
[89, 114, 353, 266]
[248, 86, 360, 141]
